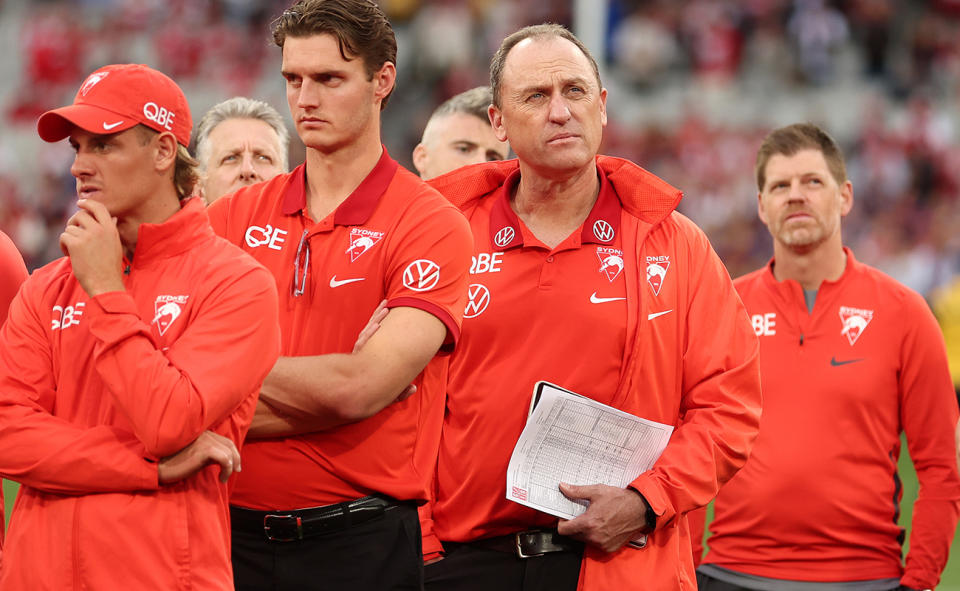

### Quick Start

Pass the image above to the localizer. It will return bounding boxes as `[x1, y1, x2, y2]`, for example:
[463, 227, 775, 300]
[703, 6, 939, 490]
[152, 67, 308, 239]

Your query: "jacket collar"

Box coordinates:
[428, 156, 682, 227]
[486, 165, 622, 250]
[130, 197, 212, 266]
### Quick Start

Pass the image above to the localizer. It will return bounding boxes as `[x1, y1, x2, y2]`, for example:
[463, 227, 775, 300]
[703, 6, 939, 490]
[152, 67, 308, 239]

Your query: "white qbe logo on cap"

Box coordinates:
[403, 259, 441, 292]
[143, 102, 176, 131]
[494, 227, 515, 248]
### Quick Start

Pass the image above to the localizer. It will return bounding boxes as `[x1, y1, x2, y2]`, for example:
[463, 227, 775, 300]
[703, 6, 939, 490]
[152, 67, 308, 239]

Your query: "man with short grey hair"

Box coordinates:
[194, 96, 290, 204]
[413, 86, 509, 180]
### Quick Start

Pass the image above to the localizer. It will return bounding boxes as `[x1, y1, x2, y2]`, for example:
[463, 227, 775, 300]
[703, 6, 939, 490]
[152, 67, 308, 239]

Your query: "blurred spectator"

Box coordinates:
[786, 0, 849, 85]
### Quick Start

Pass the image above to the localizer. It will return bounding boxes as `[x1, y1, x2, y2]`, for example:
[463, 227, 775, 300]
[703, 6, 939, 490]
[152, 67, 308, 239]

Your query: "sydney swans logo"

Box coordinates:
[839, 306, 873, 346]
[153, 295, 189, 336]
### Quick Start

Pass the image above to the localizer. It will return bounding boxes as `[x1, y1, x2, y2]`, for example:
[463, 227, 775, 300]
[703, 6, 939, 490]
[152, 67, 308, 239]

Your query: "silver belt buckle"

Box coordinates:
[514, 530, 546, 558]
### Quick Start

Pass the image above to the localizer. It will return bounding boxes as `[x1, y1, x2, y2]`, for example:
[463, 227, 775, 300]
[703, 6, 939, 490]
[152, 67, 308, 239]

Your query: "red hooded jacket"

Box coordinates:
[0, 199, 280, 590]
[426, 157, 762, 589]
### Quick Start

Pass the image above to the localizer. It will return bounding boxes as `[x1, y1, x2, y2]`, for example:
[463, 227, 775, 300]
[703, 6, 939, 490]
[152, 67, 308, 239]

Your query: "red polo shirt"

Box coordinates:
[433, 167, 629, 541]
[208, 150, 472, 508]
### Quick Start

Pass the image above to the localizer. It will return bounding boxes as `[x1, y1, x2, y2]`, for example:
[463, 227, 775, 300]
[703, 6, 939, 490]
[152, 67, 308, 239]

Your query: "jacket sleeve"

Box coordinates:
[0, 280, 159, 494]
[0, 230, 28, 323]
[630, 221, 762, 528]
[898, 291, 960, 590]
[85, 264, 281, 458]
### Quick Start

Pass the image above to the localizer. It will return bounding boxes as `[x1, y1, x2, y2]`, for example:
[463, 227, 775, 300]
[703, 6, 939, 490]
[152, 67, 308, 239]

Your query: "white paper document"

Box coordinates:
[506, 381, 673, 520]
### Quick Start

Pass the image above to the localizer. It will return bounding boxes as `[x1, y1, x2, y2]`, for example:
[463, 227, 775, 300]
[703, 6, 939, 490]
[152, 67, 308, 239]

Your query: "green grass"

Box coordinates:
[698, 441, 960, 589]
[3, 443, 959, 586]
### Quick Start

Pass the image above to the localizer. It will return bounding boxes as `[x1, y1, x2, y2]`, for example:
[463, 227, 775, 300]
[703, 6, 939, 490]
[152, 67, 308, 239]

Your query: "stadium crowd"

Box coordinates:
[1, 0, 959, 294]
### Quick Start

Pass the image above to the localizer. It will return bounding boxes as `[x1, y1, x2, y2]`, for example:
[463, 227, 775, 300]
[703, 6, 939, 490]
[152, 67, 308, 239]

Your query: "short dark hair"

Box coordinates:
[490, 23, 602, 108]
[756, 123, 847, 191]
[272, 0, 397, 108]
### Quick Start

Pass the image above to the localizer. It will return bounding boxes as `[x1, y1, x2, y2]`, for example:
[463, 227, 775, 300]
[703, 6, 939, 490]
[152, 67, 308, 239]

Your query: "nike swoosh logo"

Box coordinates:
[830, 357, 865, 366]
[647, 310, 673, 320]
[102, 121, 125, 131]
[329, 276, 365, 288]
[590, 292, 626, 304]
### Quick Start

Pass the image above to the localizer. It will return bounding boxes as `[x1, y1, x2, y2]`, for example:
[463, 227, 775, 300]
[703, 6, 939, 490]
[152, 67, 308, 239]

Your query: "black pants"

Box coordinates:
[232, 503, 423, 591]
[424, 541, 582, 591]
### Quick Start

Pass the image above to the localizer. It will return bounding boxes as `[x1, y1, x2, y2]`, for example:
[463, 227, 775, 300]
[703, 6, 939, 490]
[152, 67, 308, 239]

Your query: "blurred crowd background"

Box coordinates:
[2, 0, 960, 303]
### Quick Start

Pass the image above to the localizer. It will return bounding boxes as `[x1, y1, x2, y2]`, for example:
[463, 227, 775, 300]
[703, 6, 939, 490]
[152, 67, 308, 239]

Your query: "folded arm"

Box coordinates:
[250, 305, 446, 437]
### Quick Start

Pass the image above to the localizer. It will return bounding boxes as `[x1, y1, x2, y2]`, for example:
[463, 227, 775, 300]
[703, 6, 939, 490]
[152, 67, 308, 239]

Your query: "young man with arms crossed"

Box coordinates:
[422, 24, 762, 591]
[206, 1, 472, 589]
[697, 123, 960, 591]
[0, 63, 281, 590]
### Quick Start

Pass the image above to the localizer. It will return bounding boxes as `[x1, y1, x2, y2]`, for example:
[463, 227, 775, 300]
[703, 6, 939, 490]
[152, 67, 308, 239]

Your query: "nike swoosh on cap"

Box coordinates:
[830, 357, 865, 366]
[590, 292, 626, 304]
[102, 121, 125, 130]
[329, 276, 365, 288]
[647, 310, 673, 320]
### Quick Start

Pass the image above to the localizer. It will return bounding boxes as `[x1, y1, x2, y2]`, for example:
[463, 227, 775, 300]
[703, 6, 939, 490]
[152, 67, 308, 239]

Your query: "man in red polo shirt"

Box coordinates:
[206, 1, 472, 589]
[696, 124, 960, 590]
[421, 24, 761, 591]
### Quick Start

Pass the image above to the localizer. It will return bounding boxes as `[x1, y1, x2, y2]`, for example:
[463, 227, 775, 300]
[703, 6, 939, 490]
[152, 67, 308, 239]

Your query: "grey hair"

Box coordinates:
[420, 86, 494, 143]
[431, 87, 492, 124]
[194, 97, 290, 172]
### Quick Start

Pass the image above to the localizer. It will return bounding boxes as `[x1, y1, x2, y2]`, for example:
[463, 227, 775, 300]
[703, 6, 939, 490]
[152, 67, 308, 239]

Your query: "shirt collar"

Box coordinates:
[488, 164, 621, 250]
[281, 146, 399, 225]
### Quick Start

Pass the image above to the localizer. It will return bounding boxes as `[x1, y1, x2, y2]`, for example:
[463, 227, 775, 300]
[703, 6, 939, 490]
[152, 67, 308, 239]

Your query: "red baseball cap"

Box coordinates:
[37, 64, 192, 147]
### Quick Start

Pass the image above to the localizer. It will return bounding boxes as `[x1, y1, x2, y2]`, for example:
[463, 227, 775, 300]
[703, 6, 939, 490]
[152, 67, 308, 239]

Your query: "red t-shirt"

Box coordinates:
[208, 150, 472, 508]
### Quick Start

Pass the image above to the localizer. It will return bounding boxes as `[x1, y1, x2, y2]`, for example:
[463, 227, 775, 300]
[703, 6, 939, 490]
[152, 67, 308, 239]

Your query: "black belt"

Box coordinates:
[466, 529, 583, 559]
[230, 495, 400, 542]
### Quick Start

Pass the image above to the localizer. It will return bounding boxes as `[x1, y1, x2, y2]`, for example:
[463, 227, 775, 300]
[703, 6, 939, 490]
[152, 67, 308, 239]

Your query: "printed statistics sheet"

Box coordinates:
[506, 381, 673, 520]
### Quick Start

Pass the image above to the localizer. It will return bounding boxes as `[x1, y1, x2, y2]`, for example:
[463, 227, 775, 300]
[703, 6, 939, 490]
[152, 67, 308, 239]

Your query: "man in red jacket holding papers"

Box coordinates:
[421, 23, 762, 591]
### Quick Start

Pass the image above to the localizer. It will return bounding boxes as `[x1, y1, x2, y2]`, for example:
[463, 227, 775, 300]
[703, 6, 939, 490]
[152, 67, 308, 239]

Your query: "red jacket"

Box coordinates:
[0, 230, 27, 556]
[428, 157, 761, 589]
[0, 199, 280, 590]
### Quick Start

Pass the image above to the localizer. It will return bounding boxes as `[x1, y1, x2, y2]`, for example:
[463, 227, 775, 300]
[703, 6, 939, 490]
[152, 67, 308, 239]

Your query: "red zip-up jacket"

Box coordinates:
[0, 230, 28, 558]
[427, 157, 762, 589]
[0, 198, 280, 590]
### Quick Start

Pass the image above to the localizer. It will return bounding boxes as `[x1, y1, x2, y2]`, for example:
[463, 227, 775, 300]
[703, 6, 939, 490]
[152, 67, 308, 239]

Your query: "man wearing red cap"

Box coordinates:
[206, 1, 472, 589]
[0, 63, 281, 589]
